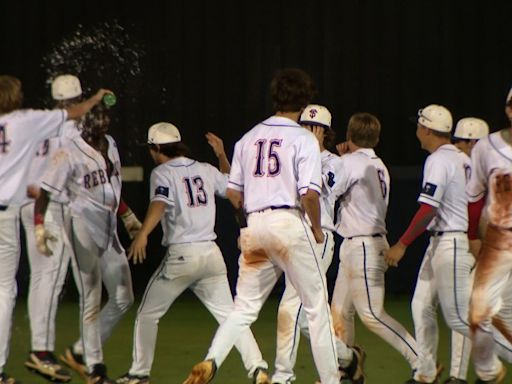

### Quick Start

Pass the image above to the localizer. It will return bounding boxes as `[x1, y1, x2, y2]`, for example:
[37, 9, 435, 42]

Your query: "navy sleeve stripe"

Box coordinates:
[42, 182, 62, 193]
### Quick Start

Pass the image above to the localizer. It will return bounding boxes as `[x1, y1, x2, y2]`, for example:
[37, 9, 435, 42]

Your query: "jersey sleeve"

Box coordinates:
[150, 168, 175, 207]
[466, 140, 488, 202]
[208, 164, 228, 198]
[328, 155, 355, 200]
[28, 109, 68, 142]
[417, 155, 447, 208]
[296, 134, 322, 195]
[228, 140, 244, 192]
[40, 148, 72, 195]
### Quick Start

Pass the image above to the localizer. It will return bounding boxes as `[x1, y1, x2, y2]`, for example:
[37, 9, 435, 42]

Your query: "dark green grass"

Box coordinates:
[6, 294, 509, 383]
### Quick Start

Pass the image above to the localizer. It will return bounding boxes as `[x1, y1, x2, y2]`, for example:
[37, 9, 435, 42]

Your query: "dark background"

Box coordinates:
[2, 0, 512, 297]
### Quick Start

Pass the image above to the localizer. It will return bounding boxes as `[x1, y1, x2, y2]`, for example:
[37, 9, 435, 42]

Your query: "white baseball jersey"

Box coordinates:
[319, 150, 343, 231]
[228, 116, 322, 213]
[27, 120, 81, 203]
[466, 131, 512, 203]
[41, 134, 122, 250]
[0, 109, 67, 205]
[151, 156, 228, 245]
[331, 148, 389, 238]
[418, 144, 470, 232]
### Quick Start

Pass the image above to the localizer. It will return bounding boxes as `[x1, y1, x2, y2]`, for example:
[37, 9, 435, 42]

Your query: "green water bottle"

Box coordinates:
[103, 93, 116, 108]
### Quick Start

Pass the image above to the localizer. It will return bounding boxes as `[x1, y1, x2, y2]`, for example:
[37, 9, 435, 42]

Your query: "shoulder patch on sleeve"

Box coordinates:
[155, 186, 169, 197]
[422, 182, 437, 196]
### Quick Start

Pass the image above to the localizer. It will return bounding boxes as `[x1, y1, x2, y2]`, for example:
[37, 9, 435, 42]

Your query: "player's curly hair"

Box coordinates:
[347, 113, 381, 148]
[150, 142, 192, 159]
[0, 75, 23, 114]
[270, 68, 317, 113]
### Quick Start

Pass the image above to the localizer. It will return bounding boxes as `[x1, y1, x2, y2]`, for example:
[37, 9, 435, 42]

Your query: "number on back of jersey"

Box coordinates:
[254, 139, 282, 177]
[0, 124, 11, 154]
[183, 176, 208, 207]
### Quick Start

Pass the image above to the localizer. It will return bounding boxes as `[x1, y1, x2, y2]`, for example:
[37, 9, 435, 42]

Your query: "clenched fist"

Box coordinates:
[35, 224, 57, 256]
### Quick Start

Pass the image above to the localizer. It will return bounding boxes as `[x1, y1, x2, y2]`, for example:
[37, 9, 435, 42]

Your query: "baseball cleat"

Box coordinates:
[443, 378, 467, 384]
[343, 345, 366, 384]
[115, 373, 150, 384]
[24, 351, 72, 382]
[252, 367, 270, 384]
[87, 363, 115, 384]
[59, 347, 88, 379]
[182, 359, 217, 384]
[474, 364, 507, 383]
[0, 373, 18, 384]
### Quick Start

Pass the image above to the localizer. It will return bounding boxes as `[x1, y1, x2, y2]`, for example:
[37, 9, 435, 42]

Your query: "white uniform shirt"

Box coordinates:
[41, 134, 122, 250]
[0, 109, 67, 205]
[27, 120, 81, 203]
[331, 148, 389, 238]
[418, 144, 470, 232]
[319, 150, 343, 231]
[228, 116, 322, 213]
[150, 157, 227, 246]
[466, 131, 512, 203]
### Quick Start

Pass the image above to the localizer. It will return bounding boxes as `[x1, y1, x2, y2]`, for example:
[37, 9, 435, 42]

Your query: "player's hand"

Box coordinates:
[92, 89, 114, 104]
[312, 227, 325, 244]
[26, 184, 41, 199]
[128, 232, 148, 264]
[336, 142, 350, 156]
[120, 208, 142, 239]
[34, 224, 57, 256]
[469, 239, 482, 259]
[384, 242, 407, 267]
[205, 132, 226, 158]
[311, 126, 325, 149]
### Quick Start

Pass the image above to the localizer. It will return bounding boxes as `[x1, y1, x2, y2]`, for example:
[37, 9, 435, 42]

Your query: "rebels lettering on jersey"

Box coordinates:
[0, 109, 67, 205]
[41, 134, 122, 250]
[228, 116, 322, 213]
[331, 148, 390, 238]
[150, 156, 227, 245]
[418, 144, 470, 232]
[467, 131, 512, 203]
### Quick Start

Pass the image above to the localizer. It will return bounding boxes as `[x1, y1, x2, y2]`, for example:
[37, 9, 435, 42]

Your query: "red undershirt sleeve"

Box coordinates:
[468, 197, 485, 240]
[399, 203, 437, 246]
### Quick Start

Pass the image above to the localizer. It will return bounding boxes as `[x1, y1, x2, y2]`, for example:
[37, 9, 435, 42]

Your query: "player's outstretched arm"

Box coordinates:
[300, 189, 325, 244]
[206, 132, 230, 174]
[118, 198, 142, 239]
[128, 200, 166, 264]
[385, 203, 436, 267]
[34, 189, 57, 256]
[65, 89, 112, 120]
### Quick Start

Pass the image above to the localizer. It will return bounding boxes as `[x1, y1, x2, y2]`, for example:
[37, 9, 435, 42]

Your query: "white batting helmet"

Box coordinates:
[51, 75, 82, 100]
[453, 117, 489, 140]
[416, 104, 453, 133]
[299, 104, 332, 129]
[147, 122, 181, 144]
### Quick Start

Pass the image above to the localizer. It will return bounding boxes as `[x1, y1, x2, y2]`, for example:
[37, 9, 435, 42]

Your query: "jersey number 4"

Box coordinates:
[0, 124, 11, 154]
[254, 139, 282, 177]
[183, 176, 208, 207]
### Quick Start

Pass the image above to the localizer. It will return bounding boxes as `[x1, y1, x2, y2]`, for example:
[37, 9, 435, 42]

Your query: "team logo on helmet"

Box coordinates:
[309, 109, 318, 118]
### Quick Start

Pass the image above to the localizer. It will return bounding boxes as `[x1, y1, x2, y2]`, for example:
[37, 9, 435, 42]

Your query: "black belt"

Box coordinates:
[0, 205, 8, 211]
[347, 233, 383, 240]
[252, 205, 296, 213]
[430, 230, 467, 237]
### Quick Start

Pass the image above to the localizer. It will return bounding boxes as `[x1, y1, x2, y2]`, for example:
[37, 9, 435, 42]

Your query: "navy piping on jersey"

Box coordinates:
[42, 182, 63, 194]
[228, 181, 243, 188]
[488, 134, 512, 163]
[299, 215, 339, 367]
[362, 240, 418, 357]
[167, 160, 196, 167]
[289, 303, 303, 361]
[419, 194, 441, 205]
[311, 182, 322, 190]
[261, 122, 300, 128]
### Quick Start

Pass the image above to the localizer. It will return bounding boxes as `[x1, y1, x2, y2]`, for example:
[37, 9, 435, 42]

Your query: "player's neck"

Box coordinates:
[429, 138, 450, 153]
[275, 111, 300, 122]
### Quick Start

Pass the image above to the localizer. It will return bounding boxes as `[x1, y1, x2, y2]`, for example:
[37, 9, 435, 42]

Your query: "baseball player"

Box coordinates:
[21, 74, 84, 383]
[384, 104, 512, 384]
[116, 123, 268, 384]
[329, 112, 419, 380]
[35, 103, 137, 384]
[271, 104, 351, 384]
[436, 117, 489, 384]
[183, 68, 364, 384]
[0, 74, 110, 384]
[465, 88, 512, 383]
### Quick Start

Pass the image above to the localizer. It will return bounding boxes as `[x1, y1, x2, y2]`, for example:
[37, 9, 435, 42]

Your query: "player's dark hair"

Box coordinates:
[270, 68, 317, 113]
[55, 95, 83, 108]
[347, 113, 381, 148]
[430, 129, 451, 139]
[324, 128, 336, 150]
[150, 142, 192, 159]
[0, 75, 23, 114]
